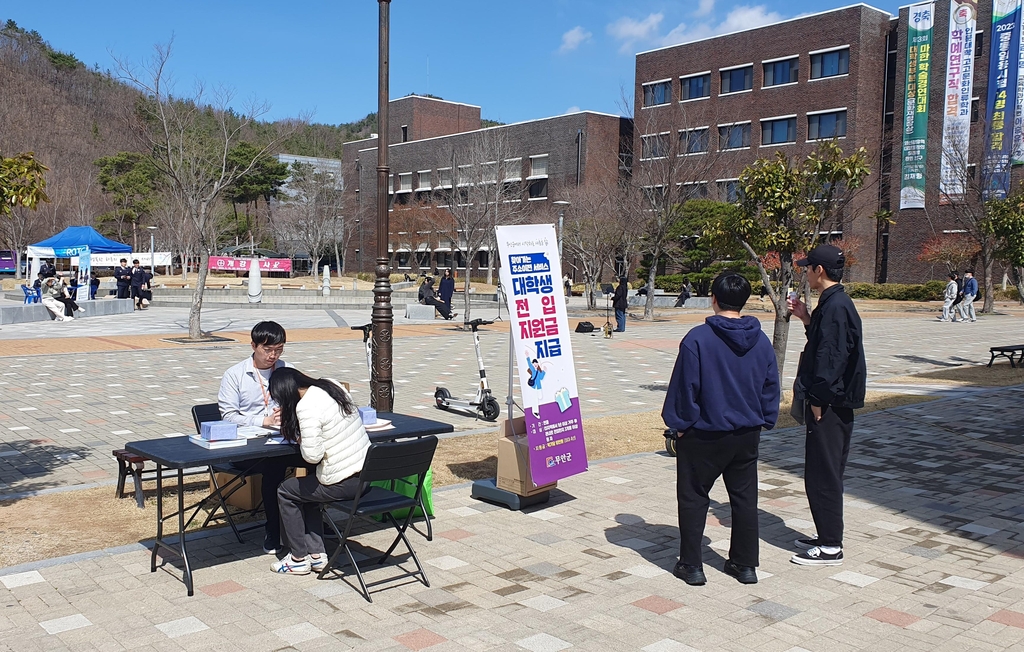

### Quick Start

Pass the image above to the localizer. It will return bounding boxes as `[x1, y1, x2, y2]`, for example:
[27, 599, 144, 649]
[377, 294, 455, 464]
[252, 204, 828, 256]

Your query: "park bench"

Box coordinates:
[112, 448, 206, 509]
[988, 345, 1024, 368]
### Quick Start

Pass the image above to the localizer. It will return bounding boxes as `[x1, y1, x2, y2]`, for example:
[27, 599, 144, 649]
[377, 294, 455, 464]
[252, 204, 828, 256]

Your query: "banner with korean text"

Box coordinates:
[939, 0, 978, 204]
[496, 224, 588, 487]
[901, 2, 935, 209]
[208, 256, 293, 272]
[1015, 3, 1024, 164]
[983, 0, 1022, 199]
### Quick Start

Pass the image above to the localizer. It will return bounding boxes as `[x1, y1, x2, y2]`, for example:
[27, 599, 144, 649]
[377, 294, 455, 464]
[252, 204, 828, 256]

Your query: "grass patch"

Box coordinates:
[884, 362, 1024, 387]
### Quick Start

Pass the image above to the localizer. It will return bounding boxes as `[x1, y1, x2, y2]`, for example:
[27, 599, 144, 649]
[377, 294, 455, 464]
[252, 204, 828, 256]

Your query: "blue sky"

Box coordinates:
[5, 0, 904, 126]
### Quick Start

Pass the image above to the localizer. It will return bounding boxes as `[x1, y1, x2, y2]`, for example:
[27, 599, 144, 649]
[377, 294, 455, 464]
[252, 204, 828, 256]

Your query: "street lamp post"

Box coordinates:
[146, 226, 157, 277]
[371, 0, 395, 411]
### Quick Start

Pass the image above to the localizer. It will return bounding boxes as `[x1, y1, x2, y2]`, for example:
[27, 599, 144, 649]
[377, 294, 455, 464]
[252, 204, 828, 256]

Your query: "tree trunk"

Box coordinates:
[188, 249, 211, 339]
[643, 250, 657, 320]
[14, 249, 21, 280]
[462, 265, 472, 324]
[1014, 266, 1024, 305]
[132, 221, 138, 253]
[981, 244, 995, 313]
[771, 300, 791, 385]
[486, 252, 493, 286]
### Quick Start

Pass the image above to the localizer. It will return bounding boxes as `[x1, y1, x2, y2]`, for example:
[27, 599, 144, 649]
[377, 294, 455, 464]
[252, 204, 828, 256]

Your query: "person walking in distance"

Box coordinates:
[114, 258, 132, 300]
[940, 272, 958, 322]
[612, 276, 629, 332]
[958, 269, 978, 322]
[662, 273, 779, 586]
[788, 245, 866, 566]
[439, 269, 456, 315]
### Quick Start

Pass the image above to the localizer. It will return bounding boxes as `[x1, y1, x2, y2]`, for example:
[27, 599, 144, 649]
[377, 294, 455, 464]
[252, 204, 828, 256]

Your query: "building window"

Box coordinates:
[529, 154, 548, 177]
[528, 178, 548, 199]
[401, 125, 408, 142]
[679, 182, 709, 200]
[416, 170, 431, 190]
[761, 117, 797, 145]
[482, 161, 498, 184]
[718, 123, 751, 150]
[763, 57, 798, 86]
[975, 31, 983, 57]
[395, 251, 411, 268]
[438, 167, 452, 187]
[679, 127, 709, 154]
[810, 48, 849, 79]
[642, 185, 668, 208]
[808, 110, 847, 139]
[971, 97, 980, 123]
[643, 80, 671, 106]
[680, 73, 711, 100]
[398, 172, 413, 192]
[456, 164, 473, 186]
[641, 133, 670, 159]
[503, 158, 522, 180]
[720, 65, 753, 94]
[717, 179, 742, 203]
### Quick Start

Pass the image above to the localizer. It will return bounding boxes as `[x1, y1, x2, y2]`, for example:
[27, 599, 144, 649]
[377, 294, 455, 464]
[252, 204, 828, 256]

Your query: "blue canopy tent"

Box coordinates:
[27, 227, 131, 295]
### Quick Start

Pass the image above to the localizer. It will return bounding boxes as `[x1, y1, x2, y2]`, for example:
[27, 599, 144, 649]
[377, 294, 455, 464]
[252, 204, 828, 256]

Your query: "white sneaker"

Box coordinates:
[309, 554, 328, 573]
[64, 316, 74, 321]
[271, 556, 311, 575]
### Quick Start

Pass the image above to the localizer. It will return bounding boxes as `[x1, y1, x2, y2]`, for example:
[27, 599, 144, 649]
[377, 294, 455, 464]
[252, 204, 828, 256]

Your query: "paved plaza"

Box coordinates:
[0, 305, 1023, 650]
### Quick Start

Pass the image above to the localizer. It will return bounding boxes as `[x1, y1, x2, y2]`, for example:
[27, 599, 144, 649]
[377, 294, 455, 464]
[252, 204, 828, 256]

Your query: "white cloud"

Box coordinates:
[694, 0, 715, 17]
[559, 26, 593, 53]
[564, 106, 581, 114]
[607, 13, 664, 52]
[608, 5, 783, 52]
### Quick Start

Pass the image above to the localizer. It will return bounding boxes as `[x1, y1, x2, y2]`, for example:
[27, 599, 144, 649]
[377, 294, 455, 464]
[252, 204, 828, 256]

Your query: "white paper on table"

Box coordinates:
[365, 424, 395, 432]
[265, 437, 288, 445]
[238, 426, 277, 439]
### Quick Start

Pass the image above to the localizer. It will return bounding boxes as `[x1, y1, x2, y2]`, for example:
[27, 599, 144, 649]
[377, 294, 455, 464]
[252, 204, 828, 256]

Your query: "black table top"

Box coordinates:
[124, 412, 454, 469]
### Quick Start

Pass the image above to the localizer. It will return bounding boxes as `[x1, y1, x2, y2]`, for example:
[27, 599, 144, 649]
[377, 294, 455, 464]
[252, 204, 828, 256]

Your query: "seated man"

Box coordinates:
[218, 321, 292, 554]
[418, 277, 457, 320]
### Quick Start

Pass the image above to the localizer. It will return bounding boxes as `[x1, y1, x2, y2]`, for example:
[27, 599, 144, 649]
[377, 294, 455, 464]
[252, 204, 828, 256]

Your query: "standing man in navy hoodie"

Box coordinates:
[662, 273, 779, 586]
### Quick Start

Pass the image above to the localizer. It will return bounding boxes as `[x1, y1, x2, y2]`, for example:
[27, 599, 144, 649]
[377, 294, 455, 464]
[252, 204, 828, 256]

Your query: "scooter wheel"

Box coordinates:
[665, 438, 677, 457]
[481, 396, 501, 421]
[434, 387, 452, 409]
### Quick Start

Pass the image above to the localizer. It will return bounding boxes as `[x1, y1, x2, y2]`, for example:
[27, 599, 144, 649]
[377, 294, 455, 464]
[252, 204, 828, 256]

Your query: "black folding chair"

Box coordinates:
[317, 436, 438, 602]
[190, 403, 262, 540]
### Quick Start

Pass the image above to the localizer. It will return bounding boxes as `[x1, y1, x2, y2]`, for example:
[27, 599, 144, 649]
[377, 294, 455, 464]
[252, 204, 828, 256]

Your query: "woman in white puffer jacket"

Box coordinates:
[268, 367, 370, 575]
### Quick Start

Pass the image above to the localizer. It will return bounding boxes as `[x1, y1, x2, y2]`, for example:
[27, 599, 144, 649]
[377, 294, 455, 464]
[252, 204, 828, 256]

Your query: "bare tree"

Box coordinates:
[434, 130, 530, 322]
[275, 161, 343, 276]
[116, 41, 300, 339]
[560, 183, 623, 309]
[938, 122, 1002, 313]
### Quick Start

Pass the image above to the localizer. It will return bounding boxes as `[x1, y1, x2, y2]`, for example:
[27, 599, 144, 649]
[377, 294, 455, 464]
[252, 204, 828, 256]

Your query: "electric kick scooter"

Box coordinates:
[433, 318, 502, 421]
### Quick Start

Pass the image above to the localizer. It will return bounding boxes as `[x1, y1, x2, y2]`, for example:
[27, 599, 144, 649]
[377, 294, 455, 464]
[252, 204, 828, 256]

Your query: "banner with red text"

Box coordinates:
[208, 257, 293, 272]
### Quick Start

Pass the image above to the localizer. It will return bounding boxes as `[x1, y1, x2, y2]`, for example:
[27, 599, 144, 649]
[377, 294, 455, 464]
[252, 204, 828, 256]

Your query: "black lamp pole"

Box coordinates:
[371, 0, 394, 411]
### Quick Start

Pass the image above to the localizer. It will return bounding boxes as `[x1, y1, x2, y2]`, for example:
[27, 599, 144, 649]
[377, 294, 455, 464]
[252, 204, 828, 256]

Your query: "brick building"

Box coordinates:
[341, 95, 631, 276]
[632, 2, 1018, 284]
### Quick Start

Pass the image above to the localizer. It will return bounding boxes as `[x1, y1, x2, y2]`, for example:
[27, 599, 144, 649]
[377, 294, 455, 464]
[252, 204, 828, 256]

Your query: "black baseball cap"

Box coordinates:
[796, 244, 845, 268]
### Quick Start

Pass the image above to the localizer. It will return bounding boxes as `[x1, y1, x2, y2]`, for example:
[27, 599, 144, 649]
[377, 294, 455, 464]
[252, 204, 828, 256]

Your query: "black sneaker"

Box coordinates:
[791, 547, 843, 566]
[724, 560, 758, 584]
[672, 562, 706, 586]
[793, 537, 821, 550]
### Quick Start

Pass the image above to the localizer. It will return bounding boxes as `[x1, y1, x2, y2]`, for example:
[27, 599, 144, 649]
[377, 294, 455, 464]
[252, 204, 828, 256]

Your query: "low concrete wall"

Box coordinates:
[0, 299, 134, 325]
[627, 295, 712, 309]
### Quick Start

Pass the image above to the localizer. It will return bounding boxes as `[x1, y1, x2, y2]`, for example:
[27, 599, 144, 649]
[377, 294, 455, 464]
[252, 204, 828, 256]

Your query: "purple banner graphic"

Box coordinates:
[496, 224, 588, 487]
[982, 0, 1022, 199]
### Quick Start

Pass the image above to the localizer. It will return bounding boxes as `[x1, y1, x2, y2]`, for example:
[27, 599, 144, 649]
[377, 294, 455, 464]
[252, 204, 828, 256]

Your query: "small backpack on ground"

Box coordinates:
[575, 321, 595, 333]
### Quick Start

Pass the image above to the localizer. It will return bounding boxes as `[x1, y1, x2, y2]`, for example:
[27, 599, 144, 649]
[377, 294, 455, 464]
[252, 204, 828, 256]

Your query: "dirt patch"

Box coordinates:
[0, 390, 934, 569]
[884, 362, 1024, 387]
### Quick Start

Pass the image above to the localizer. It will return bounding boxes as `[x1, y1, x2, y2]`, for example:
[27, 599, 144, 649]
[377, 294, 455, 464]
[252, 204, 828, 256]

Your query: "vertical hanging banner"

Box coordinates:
[496, 224, 588, 487]
[983, 0, 1022, 199]
[901, 2, 936, 209]
[1015, 2, 1024, 163]
[939, 0, 978, 204]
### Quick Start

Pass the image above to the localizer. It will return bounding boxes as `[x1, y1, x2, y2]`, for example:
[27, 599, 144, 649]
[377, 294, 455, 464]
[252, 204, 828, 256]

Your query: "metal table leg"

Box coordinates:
[178, 468, 193, 596]
[150, 464, 162, 573]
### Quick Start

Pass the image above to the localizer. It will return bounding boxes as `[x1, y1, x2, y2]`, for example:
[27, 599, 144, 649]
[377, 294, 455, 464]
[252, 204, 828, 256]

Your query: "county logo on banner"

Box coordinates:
[901, 2, 935, 210]
[939, 0, 978, 204]
[496, 224, 588, 486]
[983, 0, 1022, 199]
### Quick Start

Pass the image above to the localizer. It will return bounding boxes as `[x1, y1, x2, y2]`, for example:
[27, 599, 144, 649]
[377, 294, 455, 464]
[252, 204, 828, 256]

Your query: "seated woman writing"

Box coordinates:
[268, 367, 370, 575]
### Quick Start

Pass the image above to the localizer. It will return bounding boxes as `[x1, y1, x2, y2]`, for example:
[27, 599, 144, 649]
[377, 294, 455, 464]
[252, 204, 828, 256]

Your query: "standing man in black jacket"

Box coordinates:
[114, 258, 132, 300]
[612, 276, 629, 332]
[129, 259, 152, 310]
[788, 245, 866, 566]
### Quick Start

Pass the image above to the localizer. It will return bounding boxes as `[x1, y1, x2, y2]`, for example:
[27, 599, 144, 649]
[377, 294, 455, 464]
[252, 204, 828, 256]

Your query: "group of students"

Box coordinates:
[418, 269, 458, 320]
[218, 321, 373, 575]
[940, 269, 979, 323]
[662, 244, 866, 585]
[114, 258, 154, 310]
[34, 268, 84, 322]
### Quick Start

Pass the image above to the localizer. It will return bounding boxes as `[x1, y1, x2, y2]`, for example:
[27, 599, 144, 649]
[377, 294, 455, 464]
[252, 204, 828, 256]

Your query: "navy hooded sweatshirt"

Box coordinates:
[662, 315, 780, 433]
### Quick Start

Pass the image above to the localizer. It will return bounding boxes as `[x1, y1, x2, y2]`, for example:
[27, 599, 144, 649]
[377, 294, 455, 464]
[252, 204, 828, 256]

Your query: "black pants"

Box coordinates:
[804, 405, 854, 547]
[227, 457, 289, 546]
[116, 284, 130, 299]
[131, 286, 145, 308]
[58, 297, 79, 316]
[423, 297, 452, 319]
[278, 474, 363, 558]
[676, 427, 760, 568]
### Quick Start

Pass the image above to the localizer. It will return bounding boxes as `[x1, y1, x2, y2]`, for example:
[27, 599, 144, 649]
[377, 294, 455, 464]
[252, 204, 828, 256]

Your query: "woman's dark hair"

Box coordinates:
[269, 367, 356, 442]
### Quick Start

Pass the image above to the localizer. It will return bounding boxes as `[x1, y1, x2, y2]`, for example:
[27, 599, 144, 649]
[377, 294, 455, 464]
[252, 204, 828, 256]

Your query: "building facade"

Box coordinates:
[341, 95, 631, 277]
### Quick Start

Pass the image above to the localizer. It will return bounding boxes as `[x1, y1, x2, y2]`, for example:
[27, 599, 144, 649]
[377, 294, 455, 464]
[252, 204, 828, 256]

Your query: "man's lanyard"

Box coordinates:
[254, 361, 275, 411]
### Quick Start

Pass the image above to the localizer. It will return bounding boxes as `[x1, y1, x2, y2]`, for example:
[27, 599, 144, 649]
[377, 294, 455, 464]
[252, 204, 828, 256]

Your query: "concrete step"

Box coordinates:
[0, 298, 134, 324]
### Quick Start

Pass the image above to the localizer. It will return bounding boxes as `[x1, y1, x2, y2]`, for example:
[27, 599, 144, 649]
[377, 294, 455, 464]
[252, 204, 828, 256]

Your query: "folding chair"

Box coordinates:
[190, 403, 261, 540]
[318, 436, 438, 602]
